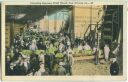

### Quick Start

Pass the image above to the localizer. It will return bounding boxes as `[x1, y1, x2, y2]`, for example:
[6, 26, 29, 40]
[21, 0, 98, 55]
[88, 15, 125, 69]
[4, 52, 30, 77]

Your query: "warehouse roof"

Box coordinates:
[6, 5, 72, 24]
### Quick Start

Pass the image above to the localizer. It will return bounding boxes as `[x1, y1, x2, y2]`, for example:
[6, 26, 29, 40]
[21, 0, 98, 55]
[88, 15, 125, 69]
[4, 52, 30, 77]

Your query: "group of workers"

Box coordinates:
[6, 26, 74, 76]
[5, 25, 121, 76]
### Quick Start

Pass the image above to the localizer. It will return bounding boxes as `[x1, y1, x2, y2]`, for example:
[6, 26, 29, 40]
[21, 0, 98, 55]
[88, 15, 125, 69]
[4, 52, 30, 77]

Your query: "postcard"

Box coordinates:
[1, 0, 127, 81]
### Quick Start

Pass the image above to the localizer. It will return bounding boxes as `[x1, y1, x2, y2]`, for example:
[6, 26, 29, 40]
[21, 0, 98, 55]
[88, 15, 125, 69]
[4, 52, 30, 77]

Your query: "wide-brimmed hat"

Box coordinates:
[59, 62, 64, 66]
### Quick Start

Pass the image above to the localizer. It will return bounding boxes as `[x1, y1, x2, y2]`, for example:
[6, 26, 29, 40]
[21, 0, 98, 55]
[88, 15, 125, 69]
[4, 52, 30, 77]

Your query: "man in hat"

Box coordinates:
[39, 51, 45, 63]
[30, 52, 40, 75]
[29, 39, 38, 51]
[65, 46, 74, 75]
[57, 62, 66, 75]
[45, 44, 56, 74]
[112, 44, 120, 57]
[6, 55, 12, 75]
[34, 62, 45, 76]
[110, 58, 119, 75]
[93, 45, 99, 65]
[104, 44, 110, 61]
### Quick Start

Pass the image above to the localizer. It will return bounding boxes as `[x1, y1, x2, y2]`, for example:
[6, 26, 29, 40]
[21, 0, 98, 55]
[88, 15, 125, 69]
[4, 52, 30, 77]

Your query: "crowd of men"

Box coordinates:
[6, 26, 74, 76]
[5, 25, 121, 76]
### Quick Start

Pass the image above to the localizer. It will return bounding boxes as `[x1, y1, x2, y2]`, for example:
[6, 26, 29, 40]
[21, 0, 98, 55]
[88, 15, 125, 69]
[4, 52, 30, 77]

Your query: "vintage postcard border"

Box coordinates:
[1, 0, 127, 81]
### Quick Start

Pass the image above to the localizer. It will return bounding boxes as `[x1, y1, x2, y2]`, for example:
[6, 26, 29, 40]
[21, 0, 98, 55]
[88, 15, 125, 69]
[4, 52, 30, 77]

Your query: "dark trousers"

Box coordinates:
[66, 65, 72, 75]
[94, 52, 99, 65]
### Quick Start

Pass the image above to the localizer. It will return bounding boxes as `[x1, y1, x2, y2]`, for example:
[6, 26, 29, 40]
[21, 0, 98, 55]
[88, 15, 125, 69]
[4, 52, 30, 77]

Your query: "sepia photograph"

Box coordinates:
[4, 4, 124, 77]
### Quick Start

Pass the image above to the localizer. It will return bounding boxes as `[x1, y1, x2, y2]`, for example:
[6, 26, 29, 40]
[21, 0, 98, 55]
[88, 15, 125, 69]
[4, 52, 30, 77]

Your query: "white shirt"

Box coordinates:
[83, 44, 91, 50]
